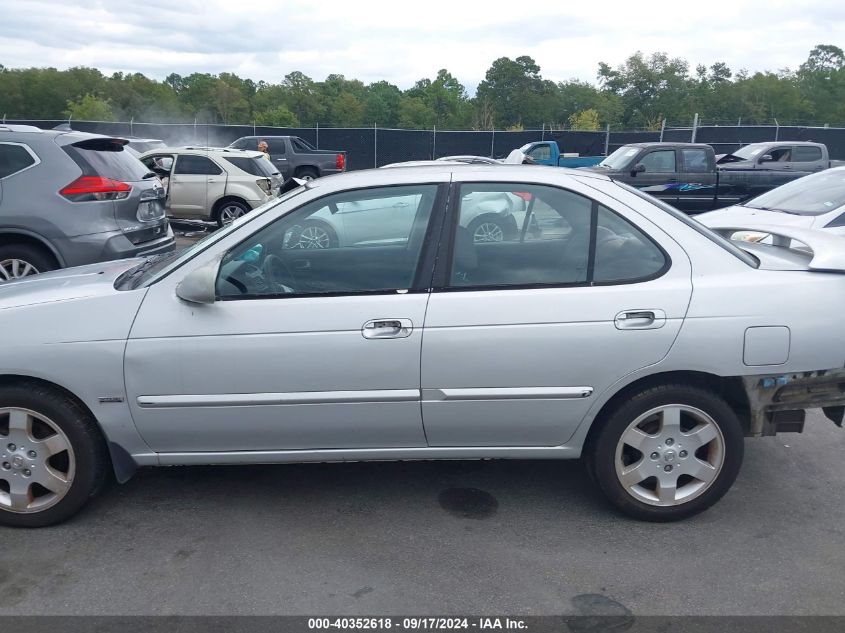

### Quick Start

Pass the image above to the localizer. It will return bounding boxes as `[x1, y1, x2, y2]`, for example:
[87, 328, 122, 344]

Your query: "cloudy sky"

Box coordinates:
[0, 0, 842, 91]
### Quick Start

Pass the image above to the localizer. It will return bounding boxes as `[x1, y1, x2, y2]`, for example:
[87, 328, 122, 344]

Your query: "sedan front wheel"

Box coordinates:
[589, 384, 744, 521]
[0, 383, 109, 527]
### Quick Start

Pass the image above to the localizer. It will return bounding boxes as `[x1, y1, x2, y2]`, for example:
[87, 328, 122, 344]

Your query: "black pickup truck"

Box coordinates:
[584, 141, 841, 213]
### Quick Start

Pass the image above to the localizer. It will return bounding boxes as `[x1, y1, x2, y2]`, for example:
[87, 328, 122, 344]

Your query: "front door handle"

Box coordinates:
[362, 318, 413, 339]
[614, 309, 666, 330]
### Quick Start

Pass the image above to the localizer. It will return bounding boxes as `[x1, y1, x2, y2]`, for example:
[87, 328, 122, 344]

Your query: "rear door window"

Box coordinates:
[0, 143, 38, 179]
[64, 139, 149, 182]
[448, 183, 667, 288]
[267, 139, 286, 154]
[793, 146, 823, 162]
[681, 149, 710, 172]
[174, 155, 223, 175]
[292, 138, 316, 152]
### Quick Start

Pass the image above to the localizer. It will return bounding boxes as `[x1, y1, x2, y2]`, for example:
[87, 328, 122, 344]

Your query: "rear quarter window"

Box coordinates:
[225, 156, 277, 177]
[0, 143, 37, 178]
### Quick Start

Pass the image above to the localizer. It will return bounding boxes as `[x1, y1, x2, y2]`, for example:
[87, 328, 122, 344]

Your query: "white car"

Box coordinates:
[289, 163, 530, 247]
[697, 167, 845, 245]
[140, 147, 283, 226]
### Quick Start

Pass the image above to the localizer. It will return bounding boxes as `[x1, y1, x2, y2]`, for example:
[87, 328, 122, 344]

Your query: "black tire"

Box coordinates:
[0, 243, 56, 282]
[296, 167, 319, 181]
[0, 382, 109, 527]
[214, 200, 251, 228]
[467, 214, 513, 243]
[589, 383, 744, 522]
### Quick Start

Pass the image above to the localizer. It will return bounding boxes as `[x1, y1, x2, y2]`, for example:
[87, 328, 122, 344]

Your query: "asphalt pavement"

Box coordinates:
[1, 410, 844, 616]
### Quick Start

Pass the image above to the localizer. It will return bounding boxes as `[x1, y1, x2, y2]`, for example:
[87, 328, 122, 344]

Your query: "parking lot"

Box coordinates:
[1, 409, 843, 616]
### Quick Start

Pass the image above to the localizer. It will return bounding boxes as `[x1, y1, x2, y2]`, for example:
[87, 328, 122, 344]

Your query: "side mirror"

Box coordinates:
[630, 163, 646, 176]
[759, 154, 774, 163]
[175, 255, 223, 304]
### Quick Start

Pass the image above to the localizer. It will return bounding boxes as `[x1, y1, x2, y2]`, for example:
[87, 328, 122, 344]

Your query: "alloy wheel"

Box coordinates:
[0, 259, 40, 283]
[0, 408, 75, 513]
[473, 222, 504, 243]
[220, 205, 247, 225]
[295, 225, 331, 249]
[614, 404, 725, 507]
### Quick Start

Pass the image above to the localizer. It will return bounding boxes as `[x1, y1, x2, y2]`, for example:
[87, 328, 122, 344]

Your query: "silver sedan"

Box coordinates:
[1, 164, 844, 526]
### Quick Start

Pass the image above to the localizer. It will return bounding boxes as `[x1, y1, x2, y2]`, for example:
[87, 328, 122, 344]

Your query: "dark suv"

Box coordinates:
[0, 125, 174, 282]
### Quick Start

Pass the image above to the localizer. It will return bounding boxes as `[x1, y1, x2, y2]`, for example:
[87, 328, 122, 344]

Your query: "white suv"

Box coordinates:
[139, 147, 283, 226]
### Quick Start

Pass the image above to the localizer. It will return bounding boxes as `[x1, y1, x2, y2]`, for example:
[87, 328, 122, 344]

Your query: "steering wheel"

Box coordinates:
[262, 254, 297, 293]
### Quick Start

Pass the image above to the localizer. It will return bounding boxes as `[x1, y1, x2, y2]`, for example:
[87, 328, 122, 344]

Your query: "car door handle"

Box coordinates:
[614, 310, 666, 330]
[208, 178, 218, 183]
[362, 318, 413, 339]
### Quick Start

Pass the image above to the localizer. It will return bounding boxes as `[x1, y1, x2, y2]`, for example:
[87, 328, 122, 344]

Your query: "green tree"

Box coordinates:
[254, 105, 298, 127]
[281, 71, 323, 125]
[568, 108, 600, 130]
[397, 95, 434, 129]
[364, 81, 402, 126]
[64, 94, 116, 121]
[476, 56, 551, 127]
[213, 79, 249, 124]
[598, 51, 692, 127]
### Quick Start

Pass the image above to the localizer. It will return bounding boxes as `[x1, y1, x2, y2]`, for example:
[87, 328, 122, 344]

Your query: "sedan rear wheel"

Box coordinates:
[590, 384, 743, 521]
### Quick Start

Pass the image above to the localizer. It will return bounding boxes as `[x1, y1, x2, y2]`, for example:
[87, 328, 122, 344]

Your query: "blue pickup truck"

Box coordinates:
[515, 141, 604, 168]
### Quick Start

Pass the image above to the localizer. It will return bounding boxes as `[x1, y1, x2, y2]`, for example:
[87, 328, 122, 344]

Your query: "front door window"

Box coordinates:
[216, 185, 439, 298]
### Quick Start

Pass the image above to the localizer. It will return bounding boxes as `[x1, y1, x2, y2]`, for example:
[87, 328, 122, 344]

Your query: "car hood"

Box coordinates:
[0, 258, 143, 311]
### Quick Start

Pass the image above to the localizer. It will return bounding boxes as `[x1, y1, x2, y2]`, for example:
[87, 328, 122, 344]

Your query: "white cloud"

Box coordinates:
[0, 0, 842, 91]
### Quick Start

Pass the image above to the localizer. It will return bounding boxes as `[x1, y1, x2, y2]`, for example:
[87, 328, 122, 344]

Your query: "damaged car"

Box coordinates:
[1, 165, 845, 526]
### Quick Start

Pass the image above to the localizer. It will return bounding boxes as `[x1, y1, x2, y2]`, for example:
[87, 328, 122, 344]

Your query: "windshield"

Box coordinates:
[615, 182, 758, 268]
[731, 144, 766, 160]
[118, 185, 309, 289]
[742, 169, 845, 215]
[599, 146, 640, 170]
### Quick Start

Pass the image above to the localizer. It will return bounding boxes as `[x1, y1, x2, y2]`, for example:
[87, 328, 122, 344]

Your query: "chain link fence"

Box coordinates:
[5, 119, 845, 166]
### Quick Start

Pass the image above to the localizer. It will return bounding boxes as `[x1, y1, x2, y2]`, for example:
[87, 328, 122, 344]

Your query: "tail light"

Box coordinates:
[336, 153, 345, 171]
[60, 176, 131, 202]
[256, 178, 272, 195]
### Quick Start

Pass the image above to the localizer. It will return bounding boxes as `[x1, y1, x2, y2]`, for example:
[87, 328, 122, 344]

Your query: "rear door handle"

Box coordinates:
[362, 318, 413, 339]
[614, 309, 666, 330]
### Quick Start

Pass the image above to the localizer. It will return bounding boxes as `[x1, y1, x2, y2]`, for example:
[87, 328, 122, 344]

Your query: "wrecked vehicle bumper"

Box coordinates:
[742, 368, 845, 436]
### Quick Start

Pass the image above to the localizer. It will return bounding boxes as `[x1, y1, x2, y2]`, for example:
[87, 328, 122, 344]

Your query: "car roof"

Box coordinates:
[304, 165, 610, 196]
[623, 142, 712, 149]
[141, 147, 265, 158]
[0, 125, 125, 146]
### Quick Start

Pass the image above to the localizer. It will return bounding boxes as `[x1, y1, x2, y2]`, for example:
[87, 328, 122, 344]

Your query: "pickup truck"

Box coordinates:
[583, 142, 842, 213]
[228, 135, 346, 181]
[716, 141, 844, 172]
[515, 141, 604, 168]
